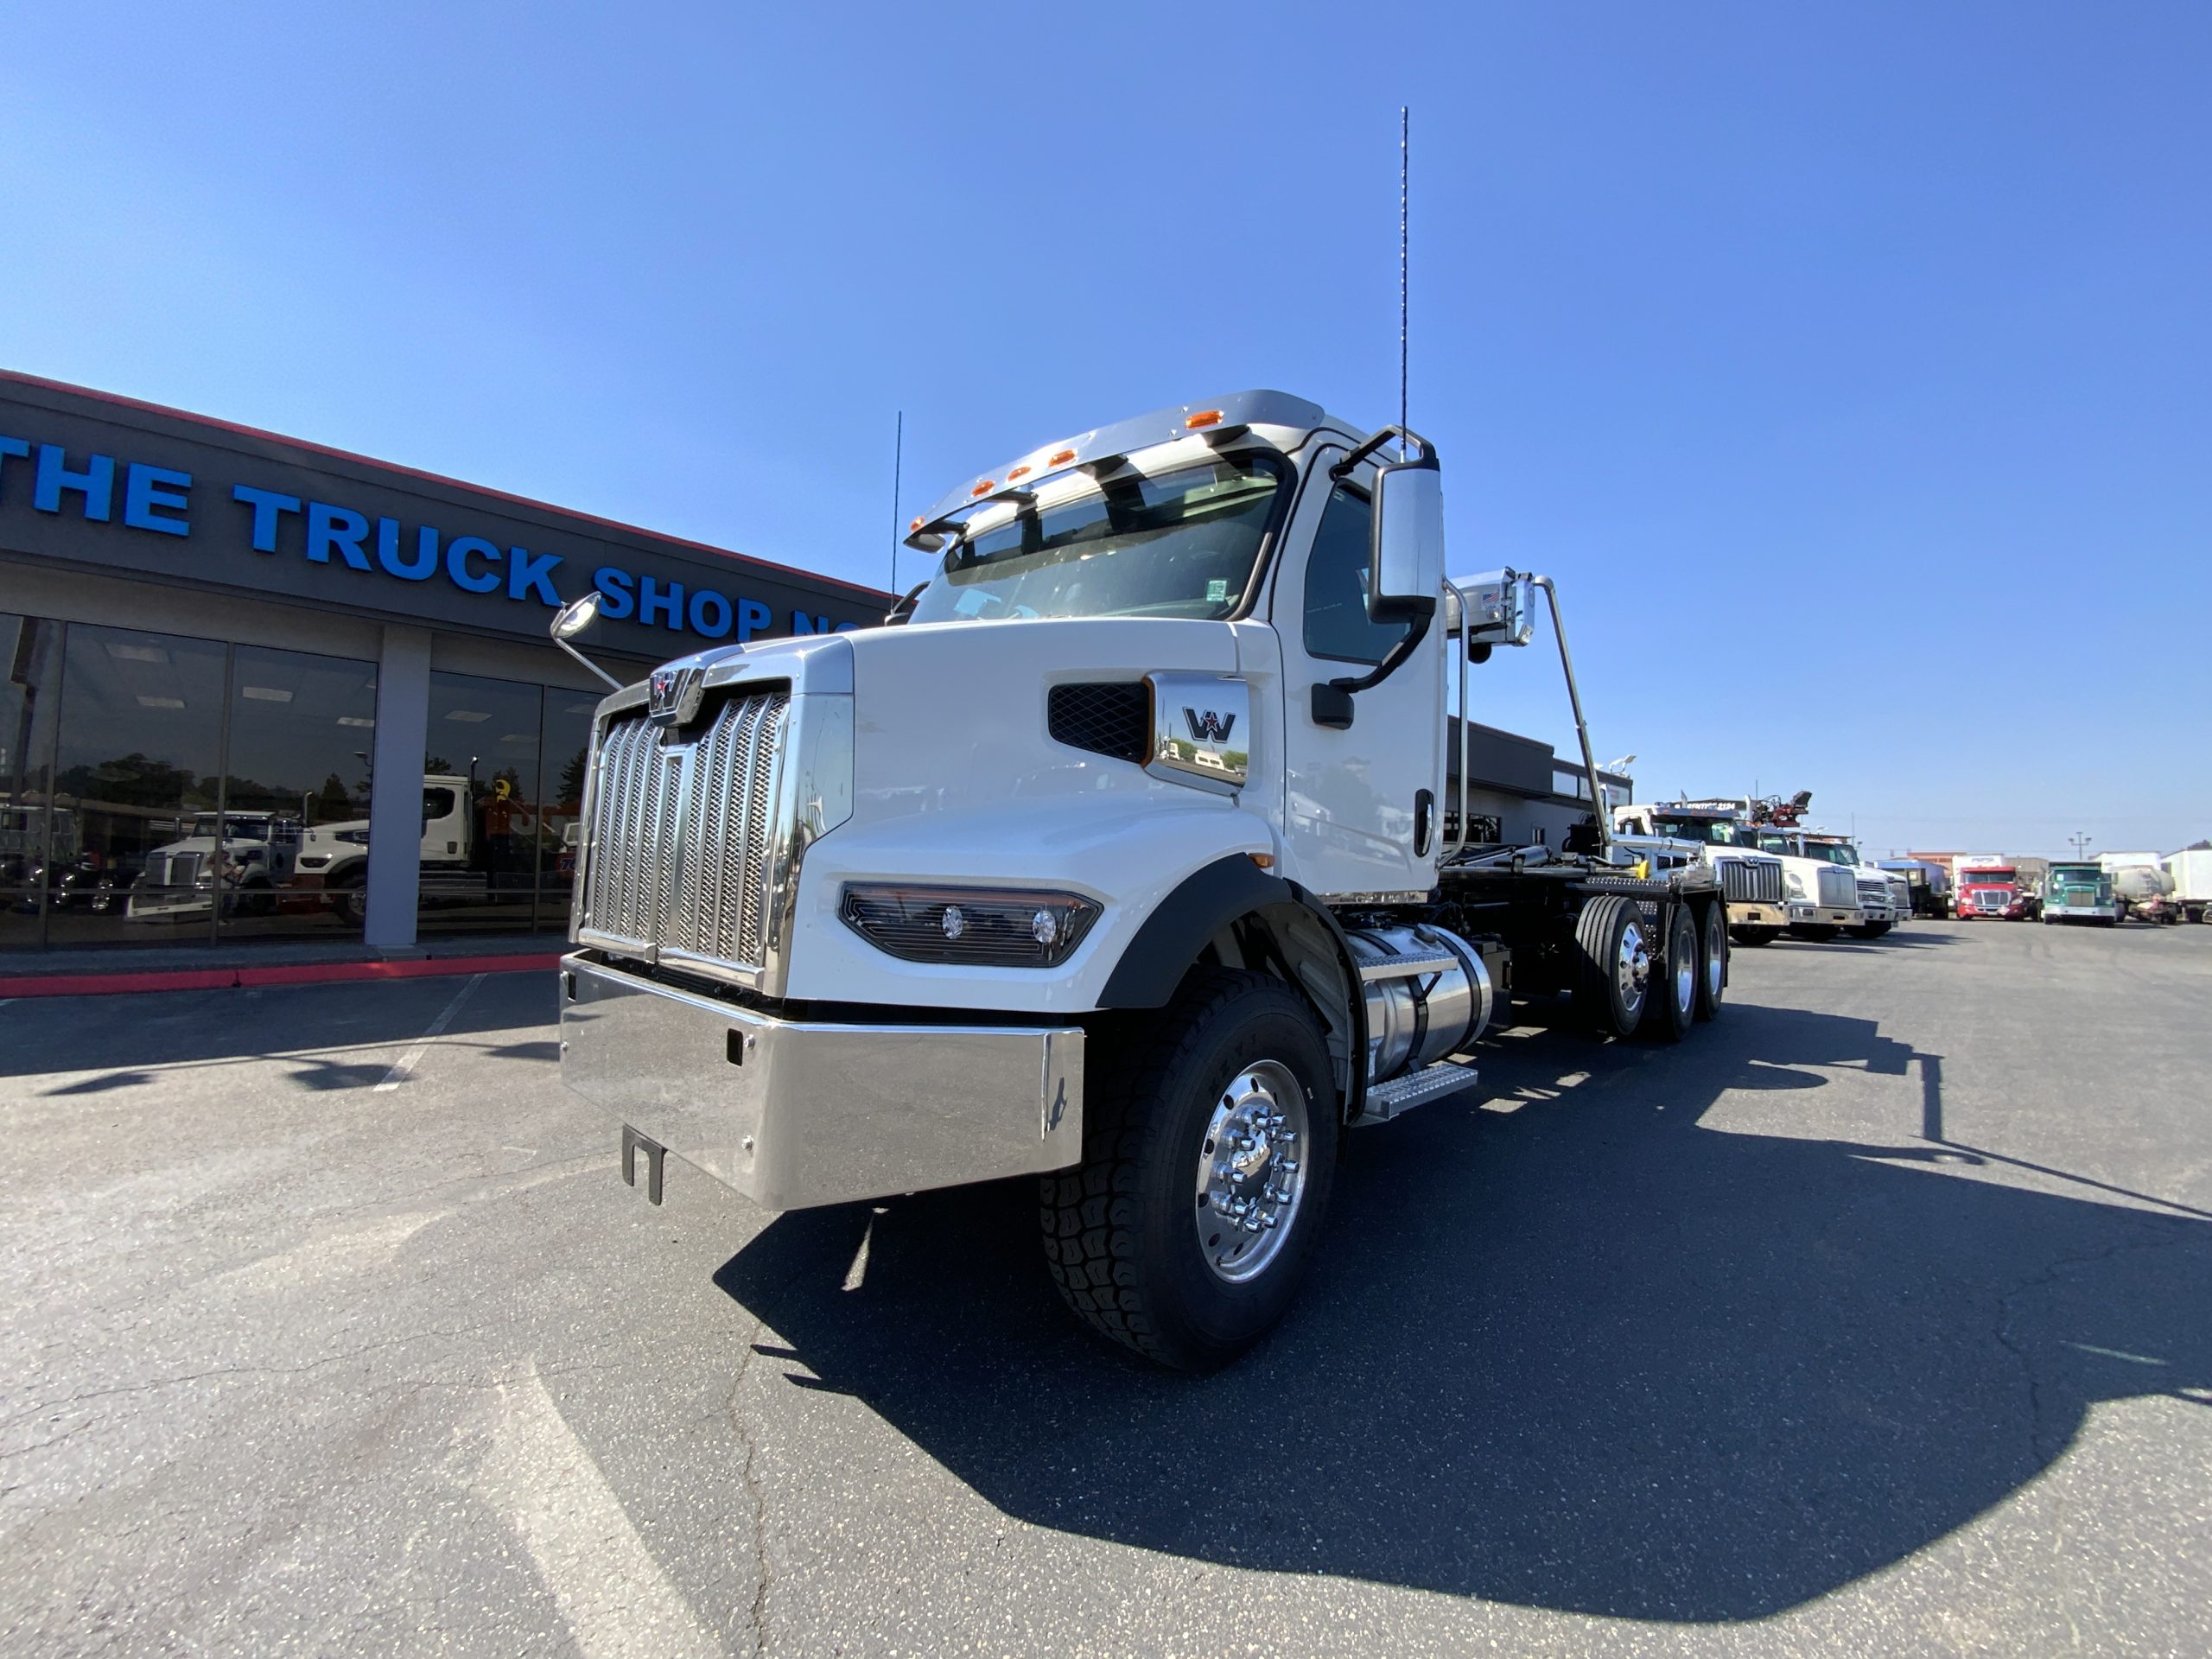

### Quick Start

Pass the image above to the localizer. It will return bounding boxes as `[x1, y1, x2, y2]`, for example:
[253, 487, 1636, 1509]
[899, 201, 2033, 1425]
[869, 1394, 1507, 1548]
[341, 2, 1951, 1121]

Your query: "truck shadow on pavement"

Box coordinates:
[714, 999, 2212, 1622]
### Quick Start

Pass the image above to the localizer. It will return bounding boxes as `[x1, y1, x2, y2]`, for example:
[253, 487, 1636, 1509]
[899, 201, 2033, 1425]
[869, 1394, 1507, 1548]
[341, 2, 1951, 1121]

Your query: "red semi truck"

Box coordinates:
[1955, 857, 2030, 921]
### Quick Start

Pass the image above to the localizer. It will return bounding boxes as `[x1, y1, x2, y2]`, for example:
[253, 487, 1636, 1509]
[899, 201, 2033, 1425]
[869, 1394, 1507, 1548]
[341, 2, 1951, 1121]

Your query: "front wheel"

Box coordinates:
[1040, 969, 1339, 1371]
[1789, 923, 1842, 943]
[1730, 925, 1781, 948]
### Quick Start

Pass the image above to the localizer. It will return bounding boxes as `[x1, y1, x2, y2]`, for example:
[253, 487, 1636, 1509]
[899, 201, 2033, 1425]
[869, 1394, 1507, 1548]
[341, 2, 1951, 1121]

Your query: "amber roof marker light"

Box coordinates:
[1185, 409, 1224, 429]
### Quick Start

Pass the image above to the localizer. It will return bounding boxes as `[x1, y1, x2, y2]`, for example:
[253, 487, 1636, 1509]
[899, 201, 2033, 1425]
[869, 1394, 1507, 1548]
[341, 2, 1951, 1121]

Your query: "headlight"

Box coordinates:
[840, 884, 1101, 968]
[1783, 871, 1805, 898]
[335, 829, 371, 845]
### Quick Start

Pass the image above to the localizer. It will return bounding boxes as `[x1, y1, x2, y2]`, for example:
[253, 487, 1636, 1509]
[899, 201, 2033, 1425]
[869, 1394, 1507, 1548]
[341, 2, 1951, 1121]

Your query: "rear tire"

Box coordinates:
[1039, 969, 1338, 1371]
[1694, 900, 1726, 1022]
[1644, 904, 1697, 1043]
[1574, 894, 1650, 1037]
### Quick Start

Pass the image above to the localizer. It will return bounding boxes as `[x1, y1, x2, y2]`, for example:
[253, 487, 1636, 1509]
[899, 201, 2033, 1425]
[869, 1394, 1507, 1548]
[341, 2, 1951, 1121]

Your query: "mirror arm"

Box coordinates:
[1330, 425, 1436, 480]
[1310, 613, 1433, 729]
[556, 634, 625, 692]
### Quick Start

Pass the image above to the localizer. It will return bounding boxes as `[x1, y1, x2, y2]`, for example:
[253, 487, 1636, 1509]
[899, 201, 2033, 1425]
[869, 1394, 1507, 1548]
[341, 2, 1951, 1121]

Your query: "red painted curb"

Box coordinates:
[0, 953, 563, 1000]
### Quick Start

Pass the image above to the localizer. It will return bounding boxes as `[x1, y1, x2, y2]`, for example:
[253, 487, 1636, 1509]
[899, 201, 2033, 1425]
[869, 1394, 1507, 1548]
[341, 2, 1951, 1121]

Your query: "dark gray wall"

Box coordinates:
[0, 373, 887, 660]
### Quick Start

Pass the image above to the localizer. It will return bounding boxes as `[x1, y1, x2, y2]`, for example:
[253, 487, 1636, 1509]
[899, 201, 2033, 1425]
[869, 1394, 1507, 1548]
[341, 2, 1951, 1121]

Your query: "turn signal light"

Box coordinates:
[908, 516, 925, 532]
[970, 480, 996, 497]
[1047, 448, 1077, 467]
[1007, 464, 1032, 481]
[1185, 409, 1224, 429]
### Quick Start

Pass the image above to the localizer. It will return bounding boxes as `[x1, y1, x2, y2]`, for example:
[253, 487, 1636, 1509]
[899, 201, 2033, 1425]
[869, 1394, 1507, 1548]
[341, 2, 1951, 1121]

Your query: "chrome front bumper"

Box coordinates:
[1727, 901, 1786, 927]
[1787, 903, 1860, 926]
[559, 952, 1085, 1211]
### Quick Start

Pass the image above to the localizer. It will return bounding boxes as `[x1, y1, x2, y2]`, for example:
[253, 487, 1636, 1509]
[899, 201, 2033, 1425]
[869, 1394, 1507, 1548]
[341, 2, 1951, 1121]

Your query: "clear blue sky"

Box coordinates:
[3, 3, 2204, 857]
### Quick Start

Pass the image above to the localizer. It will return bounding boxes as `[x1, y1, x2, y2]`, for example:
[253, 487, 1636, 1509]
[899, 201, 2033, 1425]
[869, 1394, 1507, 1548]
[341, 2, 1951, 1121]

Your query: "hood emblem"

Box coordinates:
[648, 664, 707, 728]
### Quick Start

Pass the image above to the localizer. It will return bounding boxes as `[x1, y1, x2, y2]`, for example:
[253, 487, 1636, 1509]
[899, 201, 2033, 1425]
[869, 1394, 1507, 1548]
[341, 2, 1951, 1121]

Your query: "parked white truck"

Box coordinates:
[2164, 845, 2212, 925]
[292, 774, 538, 924]
[1737, 827, 1865, 942]
[554, 391, 1731, 1369]
[1803, 832, 1906, 939]
[1609, 799, 1789, 945]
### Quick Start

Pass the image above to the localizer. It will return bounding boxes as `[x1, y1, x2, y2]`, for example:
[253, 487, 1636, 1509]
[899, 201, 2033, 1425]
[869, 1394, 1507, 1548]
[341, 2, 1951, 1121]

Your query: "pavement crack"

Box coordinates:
[725, 1319, 773, 1656]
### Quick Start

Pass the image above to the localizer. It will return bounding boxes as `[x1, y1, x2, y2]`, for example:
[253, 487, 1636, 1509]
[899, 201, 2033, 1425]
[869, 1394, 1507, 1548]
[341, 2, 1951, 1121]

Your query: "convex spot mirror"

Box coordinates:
[550, 590, 605, 641]
[1369, 458, 1446, 626]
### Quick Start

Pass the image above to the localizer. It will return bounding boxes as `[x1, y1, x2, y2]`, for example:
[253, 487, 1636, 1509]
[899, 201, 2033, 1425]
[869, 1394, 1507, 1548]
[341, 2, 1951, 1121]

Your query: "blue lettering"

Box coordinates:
[34, 446, 113, 520]
[507, 543, 563, 607]
[639, 576, 683, 630]
[233, 485, 302, 551]
[688, 589, 733, 638]
[790, 609, 828, 634]
[592, 566, 635, 618]
[737, 598, 772, 642]
[446, 535, 502, 594]
[378, 518, 440, 581]
[0, 435, 28, 498]
[123, 463, 192, 537]
[835, 621, 861, 632]
[306, 502, 372, 569]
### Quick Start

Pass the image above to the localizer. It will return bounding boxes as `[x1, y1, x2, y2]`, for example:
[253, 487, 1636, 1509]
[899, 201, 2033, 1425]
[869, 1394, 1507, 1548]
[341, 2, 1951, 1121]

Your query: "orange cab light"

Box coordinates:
[1047, 448, 1077, 466]
[908, 516, 925, 532]
[1247, 850, 1276, 869]
[1007, 464, 1032, 481]
[970, 479, 995, 497]
[1185, 409, 1224, 429]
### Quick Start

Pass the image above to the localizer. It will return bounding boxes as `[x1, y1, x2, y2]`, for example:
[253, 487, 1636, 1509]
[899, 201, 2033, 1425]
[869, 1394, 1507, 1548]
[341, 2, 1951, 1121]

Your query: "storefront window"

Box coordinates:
[217, 645, 377, 939]
[417, 669, 546, 936]
[45, 626, 228, 950]
[536, 691, 598, 931]
[1, 613, 63, 950]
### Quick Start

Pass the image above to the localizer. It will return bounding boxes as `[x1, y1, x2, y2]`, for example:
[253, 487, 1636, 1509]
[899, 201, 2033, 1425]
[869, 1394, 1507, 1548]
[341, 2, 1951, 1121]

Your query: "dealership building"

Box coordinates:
[0, 371, 888, 955]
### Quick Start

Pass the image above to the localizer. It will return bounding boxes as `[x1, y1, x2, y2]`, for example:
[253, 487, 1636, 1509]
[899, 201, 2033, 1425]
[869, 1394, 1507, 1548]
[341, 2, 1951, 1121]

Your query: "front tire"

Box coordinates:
[1730, 925, 1781, 947]
[1040, 969, 1339, 1371]
[1789, 923, 1843, 943]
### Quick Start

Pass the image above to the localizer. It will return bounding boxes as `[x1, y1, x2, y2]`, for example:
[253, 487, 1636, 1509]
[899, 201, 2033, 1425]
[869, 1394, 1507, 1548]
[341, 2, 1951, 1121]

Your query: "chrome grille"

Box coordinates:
[1717, 856, 1783, 905]
[1816, 866, 1856, 909]
[1856, 878, 1889, 907]
[149, 852, 202, 889]
[581, 691, 791, 970]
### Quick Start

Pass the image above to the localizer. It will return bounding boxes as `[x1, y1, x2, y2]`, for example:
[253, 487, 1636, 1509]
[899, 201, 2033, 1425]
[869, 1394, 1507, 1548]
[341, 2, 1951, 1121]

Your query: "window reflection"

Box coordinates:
[219, 645, 378, 938]
[0, 613, 62, 950]
[48, 626, 227, 948]
[417, 670, 544, 935]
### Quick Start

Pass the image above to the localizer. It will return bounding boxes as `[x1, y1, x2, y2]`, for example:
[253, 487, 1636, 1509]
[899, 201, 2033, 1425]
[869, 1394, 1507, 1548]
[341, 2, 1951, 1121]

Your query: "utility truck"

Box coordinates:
[1737, 825, 1864, 942]
[2164, 845, 2212, 925]
[1803, 832, 1906, 938]
[2101, 852, 2182, 925]
[1609, 799, 1789, 945]
[553, 391, 1730, 1370]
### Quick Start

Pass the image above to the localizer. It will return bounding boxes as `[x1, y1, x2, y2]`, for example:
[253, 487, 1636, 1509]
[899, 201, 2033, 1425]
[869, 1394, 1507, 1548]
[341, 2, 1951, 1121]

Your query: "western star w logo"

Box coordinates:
[1184, 708, 1236, 743]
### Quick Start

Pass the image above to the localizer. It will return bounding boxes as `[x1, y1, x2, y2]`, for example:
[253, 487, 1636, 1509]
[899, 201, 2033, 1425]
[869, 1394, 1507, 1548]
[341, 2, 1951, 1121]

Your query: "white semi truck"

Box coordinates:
[292, 774, 541, 924]
[554, 391, 1731, 1370]
[124, 811, 302, 921]
[1608, 799, 1789, 944]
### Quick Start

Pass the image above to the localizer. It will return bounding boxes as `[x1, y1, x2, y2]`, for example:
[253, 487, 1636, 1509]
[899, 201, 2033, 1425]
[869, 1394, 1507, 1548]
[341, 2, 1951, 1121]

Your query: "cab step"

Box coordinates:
[1351, 1059, 1480, 1126]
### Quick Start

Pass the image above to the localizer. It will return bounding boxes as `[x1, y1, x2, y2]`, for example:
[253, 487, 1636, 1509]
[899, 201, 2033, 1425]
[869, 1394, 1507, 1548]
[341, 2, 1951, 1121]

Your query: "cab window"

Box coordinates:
[1303, 486, 1412, 665]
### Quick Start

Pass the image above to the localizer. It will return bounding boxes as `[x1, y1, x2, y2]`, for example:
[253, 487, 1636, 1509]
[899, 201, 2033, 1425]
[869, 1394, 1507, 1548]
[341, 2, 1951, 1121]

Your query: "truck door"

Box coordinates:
[1271, 448, 1445, 899]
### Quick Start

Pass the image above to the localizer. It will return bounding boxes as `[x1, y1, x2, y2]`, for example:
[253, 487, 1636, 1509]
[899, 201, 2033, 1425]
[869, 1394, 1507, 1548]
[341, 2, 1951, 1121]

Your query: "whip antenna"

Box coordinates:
[889, 410, 903, 593]
[1400, 105, 1408, 456]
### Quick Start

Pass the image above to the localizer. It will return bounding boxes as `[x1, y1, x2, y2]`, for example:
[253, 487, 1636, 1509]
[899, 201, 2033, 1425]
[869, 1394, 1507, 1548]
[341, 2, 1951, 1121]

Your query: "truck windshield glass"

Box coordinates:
[1651, 817, 1740, 844]
[1805, 842, 1861, 865]
[909, 454, 1285, 625]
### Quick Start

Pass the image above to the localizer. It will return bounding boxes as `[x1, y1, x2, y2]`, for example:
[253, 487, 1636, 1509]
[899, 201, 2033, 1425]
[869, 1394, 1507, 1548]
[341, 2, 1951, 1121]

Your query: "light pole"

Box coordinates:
[2069, 832, 2093, 860]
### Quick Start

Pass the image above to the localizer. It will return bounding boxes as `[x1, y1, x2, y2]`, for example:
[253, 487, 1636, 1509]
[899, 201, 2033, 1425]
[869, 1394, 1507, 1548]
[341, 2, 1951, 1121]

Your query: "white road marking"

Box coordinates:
[463, 1363, 721, 1659]
[373, 973, 486, 1092]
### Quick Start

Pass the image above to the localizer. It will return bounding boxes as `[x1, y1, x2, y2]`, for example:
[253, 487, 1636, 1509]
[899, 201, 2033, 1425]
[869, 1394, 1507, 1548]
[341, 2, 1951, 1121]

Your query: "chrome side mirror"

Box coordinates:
[1369, 454, 1445, 625]
[551, 590, 604, 641]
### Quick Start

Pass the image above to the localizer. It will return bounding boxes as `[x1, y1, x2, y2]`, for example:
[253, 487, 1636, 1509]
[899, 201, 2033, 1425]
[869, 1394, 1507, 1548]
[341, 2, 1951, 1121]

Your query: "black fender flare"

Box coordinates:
[1095, 856, 1370, 1121]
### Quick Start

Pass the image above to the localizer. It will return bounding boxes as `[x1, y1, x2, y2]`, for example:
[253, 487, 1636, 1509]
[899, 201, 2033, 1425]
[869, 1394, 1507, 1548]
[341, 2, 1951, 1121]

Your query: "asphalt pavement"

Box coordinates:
[3, 920, 2209, 1656]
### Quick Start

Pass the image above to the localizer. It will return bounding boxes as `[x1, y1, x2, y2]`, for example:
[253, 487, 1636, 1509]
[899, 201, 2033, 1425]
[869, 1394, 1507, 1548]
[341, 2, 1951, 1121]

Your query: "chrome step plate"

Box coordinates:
[1351, 1060, 1481, 1126]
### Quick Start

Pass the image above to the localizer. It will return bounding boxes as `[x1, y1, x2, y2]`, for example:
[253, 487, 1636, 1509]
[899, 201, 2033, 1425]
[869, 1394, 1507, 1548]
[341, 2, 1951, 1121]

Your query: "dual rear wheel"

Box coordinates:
[1574, 895, 1723, 1040]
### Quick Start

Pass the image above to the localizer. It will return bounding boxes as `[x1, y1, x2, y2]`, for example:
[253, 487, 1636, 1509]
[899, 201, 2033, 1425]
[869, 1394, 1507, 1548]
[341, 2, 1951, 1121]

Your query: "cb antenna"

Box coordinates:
[888, 409, 904, 594]
[1399, 105, 1409, 457]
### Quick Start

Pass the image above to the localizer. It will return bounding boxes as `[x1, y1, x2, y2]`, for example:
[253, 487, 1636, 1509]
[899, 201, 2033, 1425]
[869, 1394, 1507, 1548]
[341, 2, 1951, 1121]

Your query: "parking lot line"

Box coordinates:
[372, 973, 486, 1092]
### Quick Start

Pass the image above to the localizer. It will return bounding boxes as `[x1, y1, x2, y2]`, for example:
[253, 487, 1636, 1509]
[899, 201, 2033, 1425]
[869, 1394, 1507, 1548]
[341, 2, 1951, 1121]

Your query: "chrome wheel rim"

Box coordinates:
[1615, 920, 1650, 1016]
[1675, 935, 1696, 1013]
[1195, 1059, 1309, 1285]
[1705, 916, 1725, 998]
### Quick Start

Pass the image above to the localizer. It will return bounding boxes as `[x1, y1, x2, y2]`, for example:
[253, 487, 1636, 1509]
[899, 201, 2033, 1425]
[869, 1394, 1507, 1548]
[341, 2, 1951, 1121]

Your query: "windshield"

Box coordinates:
[1805, 842, 1861, 865]
[908, 453, 1286, 626]
[2049, 865, 2101, 884]
[1963, 868, 2016, 884]
[1756, 832, 1801, 856]
[1651, 817, 1742, 845]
